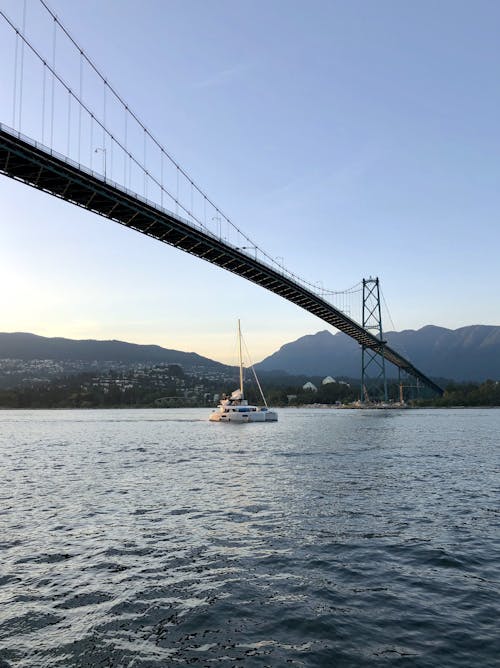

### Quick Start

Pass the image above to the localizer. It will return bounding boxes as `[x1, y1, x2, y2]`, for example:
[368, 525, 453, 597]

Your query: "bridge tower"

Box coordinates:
[361, 277, 388, 403]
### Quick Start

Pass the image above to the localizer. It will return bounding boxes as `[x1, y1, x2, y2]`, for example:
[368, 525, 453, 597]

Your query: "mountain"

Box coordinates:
[2, 325, 500, 384]
[0, 332, 228, 372]
[256, 325, 500, 382]
[257, 330, 359, 377]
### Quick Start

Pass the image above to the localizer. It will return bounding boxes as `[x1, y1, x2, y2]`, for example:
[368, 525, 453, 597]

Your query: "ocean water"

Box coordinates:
[0, 407, 498, 667]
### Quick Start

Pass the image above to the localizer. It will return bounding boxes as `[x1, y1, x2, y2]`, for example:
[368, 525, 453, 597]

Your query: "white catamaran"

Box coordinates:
[209, 321, 278, 423]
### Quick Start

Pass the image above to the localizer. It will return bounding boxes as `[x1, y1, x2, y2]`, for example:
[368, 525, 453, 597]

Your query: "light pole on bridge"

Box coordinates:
[94, 147, 107, 178]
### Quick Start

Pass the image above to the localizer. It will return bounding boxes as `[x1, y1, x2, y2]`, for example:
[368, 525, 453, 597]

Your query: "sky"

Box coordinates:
[0, 0, 499, 364]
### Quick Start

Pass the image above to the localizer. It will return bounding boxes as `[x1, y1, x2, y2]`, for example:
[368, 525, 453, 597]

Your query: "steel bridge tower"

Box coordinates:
[361, 277, 388, 403]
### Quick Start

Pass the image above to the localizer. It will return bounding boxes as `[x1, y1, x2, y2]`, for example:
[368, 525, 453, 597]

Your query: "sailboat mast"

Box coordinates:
[238, 319, 244, 396]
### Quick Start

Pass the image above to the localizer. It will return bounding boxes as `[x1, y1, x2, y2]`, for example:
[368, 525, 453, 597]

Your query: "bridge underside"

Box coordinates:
[0, 125, 443, 395]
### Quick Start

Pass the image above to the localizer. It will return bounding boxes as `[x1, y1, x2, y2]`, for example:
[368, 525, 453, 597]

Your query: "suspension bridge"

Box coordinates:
[0, 1, 443, 398]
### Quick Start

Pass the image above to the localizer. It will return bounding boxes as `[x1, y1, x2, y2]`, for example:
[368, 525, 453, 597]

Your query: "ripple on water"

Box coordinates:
[0, 408, 499, 667]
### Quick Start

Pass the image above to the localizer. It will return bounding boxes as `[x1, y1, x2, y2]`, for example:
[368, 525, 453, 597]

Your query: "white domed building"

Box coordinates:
[302, 381, 317, 392]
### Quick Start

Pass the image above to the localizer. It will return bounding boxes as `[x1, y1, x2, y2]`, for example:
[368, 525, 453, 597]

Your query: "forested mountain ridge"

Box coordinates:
[0, 332, 228, 371]
[2, 325, 500, 382]
[256, 325, 500, 382]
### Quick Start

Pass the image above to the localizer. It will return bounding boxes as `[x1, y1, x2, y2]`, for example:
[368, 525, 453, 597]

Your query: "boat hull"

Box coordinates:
[208, 409, 278, 424]
[209, 410, 268, 423]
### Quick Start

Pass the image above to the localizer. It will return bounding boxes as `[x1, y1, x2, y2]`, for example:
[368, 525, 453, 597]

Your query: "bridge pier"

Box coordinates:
[361, 277, 388, 403]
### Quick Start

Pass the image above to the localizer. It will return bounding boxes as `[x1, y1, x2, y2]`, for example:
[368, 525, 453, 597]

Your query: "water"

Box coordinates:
[0, 408, 498, 667]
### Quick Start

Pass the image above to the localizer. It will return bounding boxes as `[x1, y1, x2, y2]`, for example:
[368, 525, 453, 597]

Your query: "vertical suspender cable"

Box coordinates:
[143, 128, 147, 197]
[18, 0, 27, 131]
[176, 168, 179, 215]
[41, 62, 46, 143]
[90, 113, 93, 168]
[12, 31, 18, 128]
[124, 107, 128, 186]
[160, 149, 164, 208]
[67, 88, 71, 156]
[78, 51, 83, 163]
[103, 80, 106, 147]
[102, 81, 106, 179]
[50, 16, 56, 148]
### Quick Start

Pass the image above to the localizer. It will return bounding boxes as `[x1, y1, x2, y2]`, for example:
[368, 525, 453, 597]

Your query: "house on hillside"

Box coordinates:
[302, 381, 317, 391]
[322, 376, 337, 385]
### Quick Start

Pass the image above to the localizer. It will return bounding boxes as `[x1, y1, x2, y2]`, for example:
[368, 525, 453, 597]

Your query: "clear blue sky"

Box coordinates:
[0, 0, 499, 363]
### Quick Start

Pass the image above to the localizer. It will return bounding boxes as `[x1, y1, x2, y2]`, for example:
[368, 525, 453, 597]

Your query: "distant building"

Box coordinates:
[322, 376, 337, 385]
[302, 381, 317, 391]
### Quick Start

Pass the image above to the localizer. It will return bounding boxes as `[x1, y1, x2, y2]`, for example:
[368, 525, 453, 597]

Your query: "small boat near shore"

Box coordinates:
[209, 321, 278, 423]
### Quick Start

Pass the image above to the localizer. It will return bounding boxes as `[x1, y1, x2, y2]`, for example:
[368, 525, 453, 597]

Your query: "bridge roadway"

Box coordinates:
[0, 124, 443, 396]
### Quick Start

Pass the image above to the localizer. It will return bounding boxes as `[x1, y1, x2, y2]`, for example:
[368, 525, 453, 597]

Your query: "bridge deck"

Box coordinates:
[0, 125, 443, 395]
